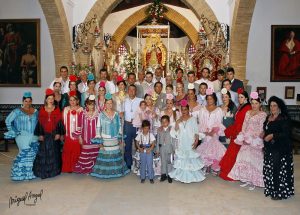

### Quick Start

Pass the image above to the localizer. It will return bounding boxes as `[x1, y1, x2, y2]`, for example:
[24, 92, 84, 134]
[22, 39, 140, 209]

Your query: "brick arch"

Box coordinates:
[113, 5, 198, 48]
[39, 0, 72, 75]
[230, 0, 257, 81]
[85, 0, 218, 32]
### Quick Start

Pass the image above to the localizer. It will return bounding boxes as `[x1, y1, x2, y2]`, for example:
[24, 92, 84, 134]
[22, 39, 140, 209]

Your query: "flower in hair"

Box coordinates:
[87, 73, 95, 81]
[99, 81, 106, 88]
[166, 93, 174, 100]
[180, 99, 188, 107]
[69, 90, 77, 97]
[187, 83, 195, 90]
[237, 88, 244, 94]
[250, 91, 259, 100]
[105, 93, 112, 100]
[206, 88, 213, 95]
[23, 91, 32, 98]
[221, 88, 228, 95]
[69, 74, 77, 82]
[116, 75, 123, 83]
[88, 95, 96, 100]
[45, 88, 54, 96]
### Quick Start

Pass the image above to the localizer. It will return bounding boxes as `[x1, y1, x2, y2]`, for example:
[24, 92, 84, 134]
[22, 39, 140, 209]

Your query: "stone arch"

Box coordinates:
[113, 5, 198, 48]
[39, 0, 72, 75]
[229, 0, 257, 80]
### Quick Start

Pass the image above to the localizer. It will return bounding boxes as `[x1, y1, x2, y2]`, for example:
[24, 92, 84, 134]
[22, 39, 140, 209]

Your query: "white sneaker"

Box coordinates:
[240, 182, 250, 187]
[248, 185, 255, 191]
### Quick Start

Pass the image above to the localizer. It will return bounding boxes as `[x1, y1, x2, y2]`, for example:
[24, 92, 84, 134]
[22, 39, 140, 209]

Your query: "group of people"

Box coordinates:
[5, 65, 294, 201]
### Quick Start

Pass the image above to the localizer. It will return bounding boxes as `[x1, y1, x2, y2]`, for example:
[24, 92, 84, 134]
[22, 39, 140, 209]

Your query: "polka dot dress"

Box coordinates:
[263, 152, 294, 199]
[263, 115, 295, 200]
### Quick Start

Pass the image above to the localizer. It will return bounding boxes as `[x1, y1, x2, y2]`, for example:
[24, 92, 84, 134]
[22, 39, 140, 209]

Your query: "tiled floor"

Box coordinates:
[0, 144, 299, 215]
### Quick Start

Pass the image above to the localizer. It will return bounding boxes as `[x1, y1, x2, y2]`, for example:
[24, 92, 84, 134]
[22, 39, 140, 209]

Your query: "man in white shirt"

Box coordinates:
[195, 67, 214, 90]
[197, 82, 208, 106]
[184, 71, 199, 94]
[127, 72, 144, 98]
[109, 70, 119, 94]
[77, 70, 88, 93]
[135, 70, 146, 86]
[49, 66, 69, 94]
[216, 79, 239, 106]
[142, 71, 154, 96]
[95, 68, 114, 94]
[124, 84, 143, 169]
[212, 69, 225, 93]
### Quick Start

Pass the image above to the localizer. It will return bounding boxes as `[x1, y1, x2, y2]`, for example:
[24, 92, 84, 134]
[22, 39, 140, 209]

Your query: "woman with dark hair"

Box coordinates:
[91, 93, 129, 179]
[53, 78, 63, 110]
[61, 75, 81, 109]
[33, 88, 65, 179]
[168, 100, 205, 183]
[219, 88, 251, 181]
[228, 92, 267, 190]
[81, 73, 96, 107]
[5, 92, 39, 181]
[196, 90, 227, 174]
[73, 95, 100, 174]
[263, 96, 294, 200]
[112, 76, 127, 115]
[61, 91, 83, 173]
[96, 81, 106, 112]
[187, 87, 201, 120]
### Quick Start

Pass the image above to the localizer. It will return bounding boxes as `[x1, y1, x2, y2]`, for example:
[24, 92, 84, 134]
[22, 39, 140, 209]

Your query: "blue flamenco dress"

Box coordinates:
[5, 108, 39, 181]
[91, 111, 129, 179]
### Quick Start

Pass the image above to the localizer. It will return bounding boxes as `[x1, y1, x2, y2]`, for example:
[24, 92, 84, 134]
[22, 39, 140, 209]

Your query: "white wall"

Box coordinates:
[246, 0, 300, 105]
[0, 0, 55, 104]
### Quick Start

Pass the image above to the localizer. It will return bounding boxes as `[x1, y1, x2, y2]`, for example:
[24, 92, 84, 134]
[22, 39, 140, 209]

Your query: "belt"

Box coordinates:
[125, 120, 133, 124]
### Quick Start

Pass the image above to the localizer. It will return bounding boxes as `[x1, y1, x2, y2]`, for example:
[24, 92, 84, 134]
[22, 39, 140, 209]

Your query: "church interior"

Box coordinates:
[0, 0, 300, 214]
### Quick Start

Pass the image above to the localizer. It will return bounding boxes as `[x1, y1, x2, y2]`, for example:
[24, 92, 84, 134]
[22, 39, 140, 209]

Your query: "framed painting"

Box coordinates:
[257, 87, 267, 101]
[285, 86, 295, 99]
[271, 25, 300, 82]
[0, 19, 40, 87]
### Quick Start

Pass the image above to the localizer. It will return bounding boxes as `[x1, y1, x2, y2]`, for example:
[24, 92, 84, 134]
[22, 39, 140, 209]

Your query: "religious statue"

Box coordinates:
[143, 34, 166, 69]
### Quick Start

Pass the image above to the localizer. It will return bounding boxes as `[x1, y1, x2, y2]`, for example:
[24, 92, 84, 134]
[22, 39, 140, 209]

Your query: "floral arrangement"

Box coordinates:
[119, 52, 141, 76]
[70, 62, 94, 76]
[146, 0, 167, 22]
[169, 52, 186, 75]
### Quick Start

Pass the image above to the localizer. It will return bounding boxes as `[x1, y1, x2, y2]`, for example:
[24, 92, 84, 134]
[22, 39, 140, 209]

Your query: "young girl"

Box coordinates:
[132, 100, 148, 129]
[135, 120, 156, 184]
[72, 95, 100, 174]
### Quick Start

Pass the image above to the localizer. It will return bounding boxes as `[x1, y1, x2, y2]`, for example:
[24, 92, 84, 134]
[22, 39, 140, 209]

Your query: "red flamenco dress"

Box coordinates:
[219, 103, 251, 181]
[62, 106, 83, 172]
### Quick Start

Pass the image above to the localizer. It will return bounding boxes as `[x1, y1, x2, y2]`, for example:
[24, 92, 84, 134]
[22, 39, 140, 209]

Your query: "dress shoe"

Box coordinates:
[141, 179, 145, 183]
[150, 179, 154, 184]
[167, 175, 172, 183]
[160, 174, 167, 182]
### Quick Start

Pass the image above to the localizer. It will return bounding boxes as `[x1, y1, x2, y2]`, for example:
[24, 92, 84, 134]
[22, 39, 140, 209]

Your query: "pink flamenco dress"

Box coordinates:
[228, 111, 267, 187]
[196, 107, 227, 172]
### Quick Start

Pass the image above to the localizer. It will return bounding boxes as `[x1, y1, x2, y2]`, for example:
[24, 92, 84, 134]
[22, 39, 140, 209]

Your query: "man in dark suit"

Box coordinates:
[226, 67, 244, 92]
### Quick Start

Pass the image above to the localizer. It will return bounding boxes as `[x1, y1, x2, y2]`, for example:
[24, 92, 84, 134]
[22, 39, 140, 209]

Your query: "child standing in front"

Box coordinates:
[135, 120, 156, 184]
[157, 115, 175, 183]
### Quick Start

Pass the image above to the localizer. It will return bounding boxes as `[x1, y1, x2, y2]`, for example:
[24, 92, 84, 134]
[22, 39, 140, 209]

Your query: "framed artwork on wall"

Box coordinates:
[0, 19, 40, 87]
[285, 86, 295, 99]
[271, 25, 300, 82]
[257, 87, 267, 101]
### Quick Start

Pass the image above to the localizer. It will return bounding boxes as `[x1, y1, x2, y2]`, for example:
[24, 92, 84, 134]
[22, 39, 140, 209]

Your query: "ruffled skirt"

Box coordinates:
[169, 148, 205, 183]
[91, 138, 129, 179]
[62, 136, 81, 173]
[228, 145, 264, 187]
[11, 142, 39, 181]
[73, 144, 100, 174]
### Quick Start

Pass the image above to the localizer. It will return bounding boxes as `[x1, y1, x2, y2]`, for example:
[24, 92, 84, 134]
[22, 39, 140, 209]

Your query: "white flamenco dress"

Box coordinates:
[168, 117, 206, 183]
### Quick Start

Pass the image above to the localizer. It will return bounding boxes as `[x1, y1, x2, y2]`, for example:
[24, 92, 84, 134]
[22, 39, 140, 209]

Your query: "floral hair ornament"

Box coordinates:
[116, 75, 123, 83]
[237, 88, 244, 94]
[180, 99, 188, 107]
[45, 88, 54, 96]
[105, 92, 112, 100]
[221, 88, 228, 95]
[250, 91, 259, 100]
[88, 95, 96, 100]
[206, 88, 213, 95]
[23, 91, 32, 98]
[99, 81, 106, 88]
[69, 74, 77, 82]
[69, 90, 77, 98]
[87, 73, 95, 81]
[187, 83, 195, 90]
[166, 93, 174, 100]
